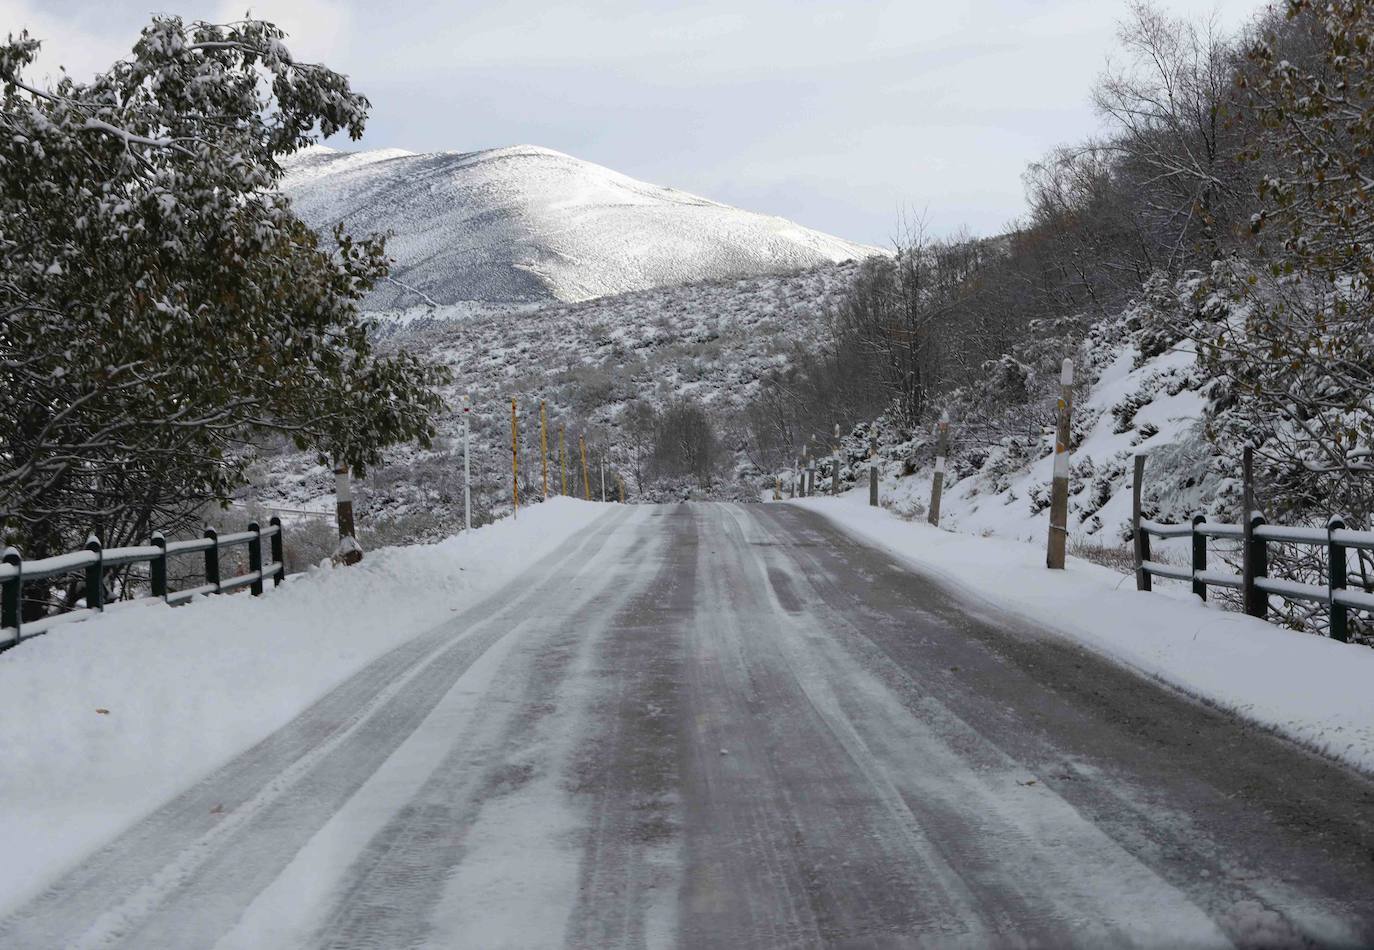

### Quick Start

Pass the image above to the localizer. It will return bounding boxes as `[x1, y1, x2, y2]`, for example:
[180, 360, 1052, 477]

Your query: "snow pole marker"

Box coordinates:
[540, 400, 549, 502]
[510, 398, 519, 519]
[579, 436, 591, 501]
[1046, 359, 1073, 570]
[462, 394, 472, 531]
[559, 426, 568, 497]
[334, 463, 362, 564]
[832, 423, 841, 496]
[928, 412, 950, 526]
[600, 456, 607, 502]
[869, 440, 879, 508]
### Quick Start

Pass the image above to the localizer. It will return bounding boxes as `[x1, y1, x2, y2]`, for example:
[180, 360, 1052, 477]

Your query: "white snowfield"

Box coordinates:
[794, 493, 1374, 776]
[0, 498, 608, 919]
[280, 144, 885, 308]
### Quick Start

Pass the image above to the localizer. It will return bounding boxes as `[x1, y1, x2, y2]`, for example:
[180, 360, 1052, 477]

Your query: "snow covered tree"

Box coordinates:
[0, 17, 446, 559]
[1199, 0, 1374, 522]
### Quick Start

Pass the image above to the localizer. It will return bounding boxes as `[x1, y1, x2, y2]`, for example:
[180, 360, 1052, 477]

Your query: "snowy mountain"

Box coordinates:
[280, 145, 884, 308]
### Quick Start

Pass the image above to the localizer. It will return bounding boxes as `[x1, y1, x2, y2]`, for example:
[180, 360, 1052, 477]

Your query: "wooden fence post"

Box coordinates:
[929, 412, 950, 526]
[1244, 511, 1268, 619]
[204, 527, 221, 594]
[1047, 359, 1073, 569]
[85, 535, 104, 611]
[248, 521, 265, 596]
[1191, 513, 1207, 601]
[2, 548, 21, 641]
[1329, 515, 1348, 642]
[1132, 454, 1151, 591]
[269, 516, 285, 586]
[151, 532, 168, 601]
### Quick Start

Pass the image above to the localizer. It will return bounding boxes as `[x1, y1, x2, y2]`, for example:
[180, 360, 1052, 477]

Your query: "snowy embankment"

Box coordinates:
[791, 494, 1374, 776]
[0, 498, 608, 917]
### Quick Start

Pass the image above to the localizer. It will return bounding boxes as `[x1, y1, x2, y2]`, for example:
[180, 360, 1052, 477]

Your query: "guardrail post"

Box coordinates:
[1191, 513, 1207, 601]
[248, 521, 265, 596]
[85, 535, 104, 611]
[1243, 512, 1267, 619]
[204, 527, 221, 594]
[1328, 515, 1348, 642]
[2, 548, 21, 642]
[1132, 454, 1150, 591]
[150, 532, 168, 602]
[269, 516, 285, 586]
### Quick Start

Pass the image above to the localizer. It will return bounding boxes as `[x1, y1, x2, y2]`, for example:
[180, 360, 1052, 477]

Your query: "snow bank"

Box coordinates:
[0, 498, 609, 916]
[790, 494, 1374, 777]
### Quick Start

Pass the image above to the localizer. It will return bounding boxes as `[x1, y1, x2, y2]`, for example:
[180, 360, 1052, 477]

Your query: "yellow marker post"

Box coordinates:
[540, 401, 549, 501]
[579, 436, 591, 501]
[559, 427, 567, 496]
[618, 477, 625, 504]
[510, 397, 520, 517]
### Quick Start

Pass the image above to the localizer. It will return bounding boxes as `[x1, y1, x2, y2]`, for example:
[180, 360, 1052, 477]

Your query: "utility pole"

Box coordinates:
[559, 426, 567, 496]
[928, 412, 950, 526]
[510, 397, 520, 518]
[540, 401, 549, 501]
[579, 436, 591, 500]
[462, 394, 472, 531]
[1046, 359, 1073, 569]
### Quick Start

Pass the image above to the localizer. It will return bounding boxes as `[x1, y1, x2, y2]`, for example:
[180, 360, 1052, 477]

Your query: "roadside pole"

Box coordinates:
[334, 462, 362, 564]
[869, 440, 878, 507]
[928, 412, 950, 526]
[580, 436, 591, 501]
[618, 477, 625, 504]
[510, 397, 520, 519]
[600, 456, 607, 502]
[540, 400, 549, 501]
[559, 426, 568, 496]
[800, 446, 809, 497]
[463, 394, 472, 531]
[1046, 359, 1073, 569]
[832, 423, 841, 496]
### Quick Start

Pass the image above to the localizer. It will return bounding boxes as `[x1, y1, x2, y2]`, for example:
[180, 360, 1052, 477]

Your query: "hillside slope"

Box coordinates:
[281, 145, 883, 308]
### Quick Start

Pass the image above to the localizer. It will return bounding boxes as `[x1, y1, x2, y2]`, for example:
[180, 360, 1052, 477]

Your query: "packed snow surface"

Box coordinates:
[280, 144, 884, 307]
[793, 493, 1374, 776]
[0, 498, 609, 917]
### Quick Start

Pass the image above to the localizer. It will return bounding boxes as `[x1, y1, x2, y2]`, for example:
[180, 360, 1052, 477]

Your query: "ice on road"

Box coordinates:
[3, 503, 1373, 948]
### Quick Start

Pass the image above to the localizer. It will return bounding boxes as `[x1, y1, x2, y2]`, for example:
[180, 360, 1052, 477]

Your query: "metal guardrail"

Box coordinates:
[1134, 509, 1374, 642]
[1, 517, 285, 652]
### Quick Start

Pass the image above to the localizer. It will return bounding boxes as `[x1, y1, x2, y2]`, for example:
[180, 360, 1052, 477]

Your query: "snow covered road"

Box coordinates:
[4, 502, 1374, 948]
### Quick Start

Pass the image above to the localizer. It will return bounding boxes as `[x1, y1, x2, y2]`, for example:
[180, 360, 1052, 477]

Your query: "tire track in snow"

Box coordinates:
[0, 506, 632, 950]
[752, 502, 1374, 947]
[307, 517, 668, 950]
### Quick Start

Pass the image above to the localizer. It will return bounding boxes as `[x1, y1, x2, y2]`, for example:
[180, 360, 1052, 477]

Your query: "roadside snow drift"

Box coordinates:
[792, 494, 1374, 777]
[0, 498, 610, 917]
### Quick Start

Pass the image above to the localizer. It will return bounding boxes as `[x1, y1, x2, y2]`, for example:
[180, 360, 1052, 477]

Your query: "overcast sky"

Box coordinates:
[9, 0, 1266, 246]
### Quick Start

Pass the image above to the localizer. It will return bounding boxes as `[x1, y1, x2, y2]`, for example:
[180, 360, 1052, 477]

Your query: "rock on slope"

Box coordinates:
[281, 144, 884, 308]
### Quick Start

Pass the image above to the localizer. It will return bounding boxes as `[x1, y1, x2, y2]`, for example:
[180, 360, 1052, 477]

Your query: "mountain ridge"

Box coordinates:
[280, 144, 885, 308]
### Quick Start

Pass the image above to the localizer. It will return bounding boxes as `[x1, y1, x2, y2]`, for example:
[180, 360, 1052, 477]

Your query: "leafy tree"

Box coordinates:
[0, 17, 446, 560]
